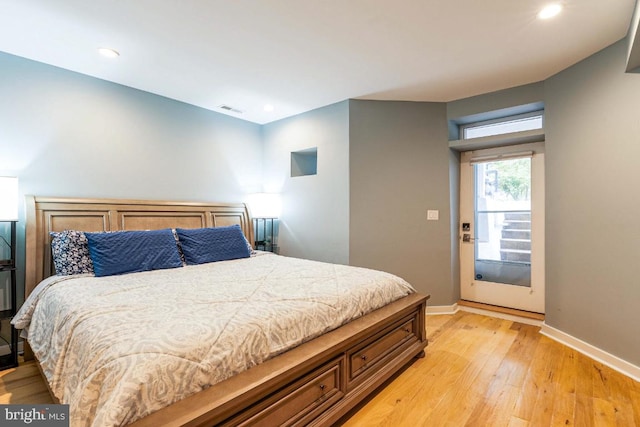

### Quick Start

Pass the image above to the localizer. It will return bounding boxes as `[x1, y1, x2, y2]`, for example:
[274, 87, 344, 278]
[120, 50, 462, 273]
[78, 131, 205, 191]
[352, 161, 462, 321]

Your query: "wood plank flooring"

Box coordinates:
[339, 311, 640, 426]
[1, 311, 638, 426]
[0, 358, 53, 404]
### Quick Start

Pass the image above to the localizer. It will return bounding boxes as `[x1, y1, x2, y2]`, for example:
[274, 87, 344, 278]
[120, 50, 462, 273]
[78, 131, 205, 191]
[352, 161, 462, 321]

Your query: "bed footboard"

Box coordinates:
[129, 292, 429, 427]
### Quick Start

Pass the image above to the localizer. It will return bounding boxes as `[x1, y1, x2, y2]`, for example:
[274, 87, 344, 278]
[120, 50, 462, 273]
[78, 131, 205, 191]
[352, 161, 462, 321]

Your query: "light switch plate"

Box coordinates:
[427, 210, 439, 220]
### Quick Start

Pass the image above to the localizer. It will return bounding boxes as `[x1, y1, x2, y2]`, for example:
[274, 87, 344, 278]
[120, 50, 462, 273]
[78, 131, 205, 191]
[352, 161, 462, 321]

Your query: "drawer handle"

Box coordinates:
[319, 384, 325, 391]
[361, 355, 367, 361]
[405, 328, 411, 333]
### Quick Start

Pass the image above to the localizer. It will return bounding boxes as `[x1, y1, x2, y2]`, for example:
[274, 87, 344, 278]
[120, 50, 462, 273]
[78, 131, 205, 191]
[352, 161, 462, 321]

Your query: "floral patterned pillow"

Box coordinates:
[171, 228, 187, 265]
[50, 230, 94, 275]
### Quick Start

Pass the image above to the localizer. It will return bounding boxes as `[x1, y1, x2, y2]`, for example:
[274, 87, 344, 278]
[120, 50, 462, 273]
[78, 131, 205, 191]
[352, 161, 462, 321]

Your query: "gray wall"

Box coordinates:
[545, 39, 640, 366]
[447, 81, 545, 121]
[349, 100, 454, 304]
[0, 52, 263, 302]
[262, 101, 350, 264]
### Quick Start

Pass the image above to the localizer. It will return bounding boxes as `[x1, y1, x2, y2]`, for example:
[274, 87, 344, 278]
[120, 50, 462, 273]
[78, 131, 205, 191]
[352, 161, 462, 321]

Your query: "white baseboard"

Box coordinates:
[457, 305, 543, 327]
[426, 303, 459, 315]
[427, 303, 640, 383]
[426, 303, 543, 326]
[541, 323, 640, 383]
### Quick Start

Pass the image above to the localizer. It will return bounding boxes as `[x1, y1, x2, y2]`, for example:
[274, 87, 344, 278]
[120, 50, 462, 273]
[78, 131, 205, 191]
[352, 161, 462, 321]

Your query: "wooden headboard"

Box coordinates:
[25, 196, 254, 298]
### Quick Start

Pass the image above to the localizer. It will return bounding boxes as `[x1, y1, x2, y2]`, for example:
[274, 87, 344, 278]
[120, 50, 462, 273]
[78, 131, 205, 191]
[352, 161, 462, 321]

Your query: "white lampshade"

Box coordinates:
[0, 177, 18, 221]
[247, 193, 281, 218]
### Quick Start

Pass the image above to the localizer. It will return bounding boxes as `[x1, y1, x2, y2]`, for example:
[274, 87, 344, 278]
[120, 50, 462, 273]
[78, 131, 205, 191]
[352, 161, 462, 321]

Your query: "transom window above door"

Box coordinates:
[461, 111, 544, 140]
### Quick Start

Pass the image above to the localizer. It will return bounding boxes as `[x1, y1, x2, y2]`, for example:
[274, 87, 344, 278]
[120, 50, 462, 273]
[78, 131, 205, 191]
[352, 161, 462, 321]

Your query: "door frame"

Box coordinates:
[459, 142, 545, 314]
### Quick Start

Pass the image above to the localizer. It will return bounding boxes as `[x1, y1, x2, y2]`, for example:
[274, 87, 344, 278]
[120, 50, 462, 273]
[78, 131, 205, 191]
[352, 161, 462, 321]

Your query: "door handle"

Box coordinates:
[461, 234, 475, 243]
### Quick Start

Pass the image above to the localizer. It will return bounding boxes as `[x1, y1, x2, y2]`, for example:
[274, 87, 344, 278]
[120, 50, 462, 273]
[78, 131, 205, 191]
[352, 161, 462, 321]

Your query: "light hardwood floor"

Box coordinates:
[1, 311, 639, 426]
[0, 358, 53, 405]
[340, 311, 640, 426]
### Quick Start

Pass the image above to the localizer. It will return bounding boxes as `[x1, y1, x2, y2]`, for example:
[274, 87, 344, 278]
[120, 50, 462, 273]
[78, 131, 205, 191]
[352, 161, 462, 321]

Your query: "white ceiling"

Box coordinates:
[0, 0, 635, 124]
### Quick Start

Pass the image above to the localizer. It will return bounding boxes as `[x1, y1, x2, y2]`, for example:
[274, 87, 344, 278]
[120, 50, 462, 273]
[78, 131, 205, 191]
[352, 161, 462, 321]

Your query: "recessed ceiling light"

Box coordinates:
[263, 104, 275, 112]
[538, 3, 562, 20]
[98, 47, 120, 58]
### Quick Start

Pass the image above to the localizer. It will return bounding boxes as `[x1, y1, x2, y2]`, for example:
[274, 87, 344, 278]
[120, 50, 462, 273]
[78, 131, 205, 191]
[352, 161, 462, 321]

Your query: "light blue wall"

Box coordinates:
[0, 52, 263, 302]
[262, 101, 350, 264]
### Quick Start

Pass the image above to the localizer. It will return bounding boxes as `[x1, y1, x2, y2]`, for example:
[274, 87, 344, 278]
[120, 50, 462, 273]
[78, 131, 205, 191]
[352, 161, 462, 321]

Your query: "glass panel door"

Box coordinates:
[459, 143, 545, 314]
[474, 158, 531, 287]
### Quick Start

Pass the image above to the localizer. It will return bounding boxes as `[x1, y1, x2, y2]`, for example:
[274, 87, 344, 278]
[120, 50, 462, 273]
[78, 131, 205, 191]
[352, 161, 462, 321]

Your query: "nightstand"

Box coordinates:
[0, 221, 18, 369]
[254, 217, 278, 253]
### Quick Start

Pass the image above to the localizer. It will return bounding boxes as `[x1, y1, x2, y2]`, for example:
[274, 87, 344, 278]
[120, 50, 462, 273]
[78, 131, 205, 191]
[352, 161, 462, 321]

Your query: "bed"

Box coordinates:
[17, 196, 429, 426]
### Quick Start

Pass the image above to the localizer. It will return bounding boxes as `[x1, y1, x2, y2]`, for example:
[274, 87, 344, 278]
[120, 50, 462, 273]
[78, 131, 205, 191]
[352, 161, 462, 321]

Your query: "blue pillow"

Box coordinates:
[176, 225, 251, 265]
[86, 229, 183, 277]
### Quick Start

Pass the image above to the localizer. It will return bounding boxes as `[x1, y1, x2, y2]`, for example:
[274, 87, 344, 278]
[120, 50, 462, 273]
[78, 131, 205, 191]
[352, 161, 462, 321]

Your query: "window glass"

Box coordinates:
[463, 114, 543, 139]
[474, 158, 532, 287]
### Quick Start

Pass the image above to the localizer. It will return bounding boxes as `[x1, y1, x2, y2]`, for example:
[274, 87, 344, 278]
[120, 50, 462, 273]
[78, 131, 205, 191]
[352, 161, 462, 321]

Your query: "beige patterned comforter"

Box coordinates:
[13, 253, 414, 427]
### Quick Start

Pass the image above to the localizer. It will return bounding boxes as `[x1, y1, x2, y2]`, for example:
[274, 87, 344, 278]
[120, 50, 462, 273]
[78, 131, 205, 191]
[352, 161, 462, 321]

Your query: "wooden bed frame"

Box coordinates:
[24, 196, 429, 427]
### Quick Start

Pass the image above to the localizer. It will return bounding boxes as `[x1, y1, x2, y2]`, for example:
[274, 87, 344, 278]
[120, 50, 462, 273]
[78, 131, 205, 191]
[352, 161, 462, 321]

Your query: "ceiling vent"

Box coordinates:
[218, 105, 243, 114]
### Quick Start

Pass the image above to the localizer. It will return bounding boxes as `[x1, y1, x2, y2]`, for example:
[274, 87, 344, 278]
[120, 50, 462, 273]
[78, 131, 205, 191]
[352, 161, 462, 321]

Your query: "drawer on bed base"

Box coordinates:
[224, 358, 345, 427]
[347, 311, 420, 387]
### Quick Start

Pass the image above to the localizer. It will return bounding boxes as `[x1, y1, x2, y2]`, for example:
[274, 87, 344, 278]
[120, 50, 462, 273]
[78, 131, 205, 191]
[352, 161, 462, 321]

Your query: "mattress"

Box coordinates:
[13, 252, 415, 426]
